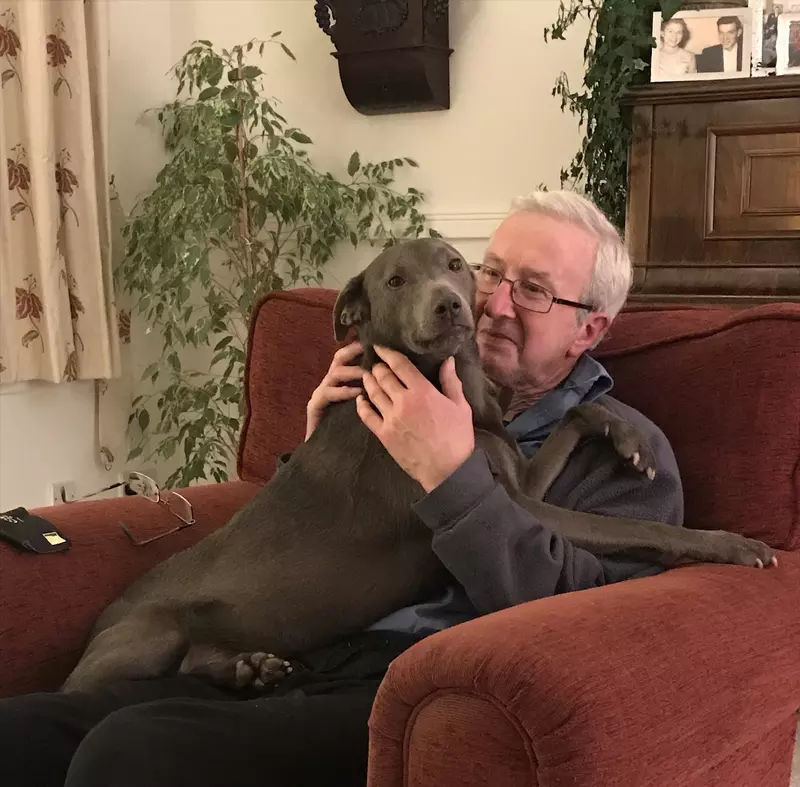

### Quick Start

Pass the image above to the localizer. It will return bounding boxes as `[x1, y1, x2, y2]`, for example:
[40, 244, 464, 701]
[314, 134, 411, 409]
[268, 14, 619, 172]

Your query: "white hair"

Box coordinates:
[507, 190, 632, 320]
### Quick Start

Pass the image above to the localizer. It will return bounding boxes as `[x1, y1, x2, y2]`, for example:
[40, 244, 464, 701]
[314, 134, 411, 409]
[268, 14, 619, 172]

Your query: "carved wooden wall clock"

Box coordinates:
[314, 0, 453, 115]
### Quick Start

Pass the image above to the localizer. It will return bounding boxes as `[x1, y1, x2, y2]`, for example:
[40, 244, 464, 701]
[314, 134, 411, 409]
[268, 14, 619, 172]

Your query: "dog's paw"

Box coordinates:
[566, 403, 657, 480]
[701, 531, 778, 569]
[234, 652, 293, 690]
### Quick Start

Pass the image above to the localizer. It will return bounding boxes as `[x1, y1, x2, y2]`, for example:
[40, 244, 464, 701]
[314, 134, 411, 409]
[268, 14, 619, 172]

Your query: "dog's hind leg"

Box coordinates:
[178, 645, 293, 691]
[61, 608, 185, 693]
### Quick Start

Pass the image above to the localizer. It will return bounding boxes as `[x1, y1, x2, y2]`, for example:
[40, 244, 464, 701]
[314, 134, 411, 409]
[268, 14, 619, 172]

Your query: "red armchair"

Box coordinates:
[2, 290, 798, 787]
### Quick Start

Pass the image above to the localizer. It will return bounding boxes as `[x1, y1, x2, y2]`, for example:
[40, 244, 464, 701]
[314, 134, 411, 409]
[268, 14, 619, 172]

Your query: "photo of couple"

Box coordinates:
[652, 10, 750, 81]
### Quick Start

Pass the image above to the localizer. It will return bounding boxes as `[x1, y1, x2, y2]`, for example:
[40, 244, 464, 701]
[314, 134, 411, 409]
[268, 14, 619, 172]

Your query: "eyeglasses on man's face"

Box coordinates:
[468, 263, 595, 314]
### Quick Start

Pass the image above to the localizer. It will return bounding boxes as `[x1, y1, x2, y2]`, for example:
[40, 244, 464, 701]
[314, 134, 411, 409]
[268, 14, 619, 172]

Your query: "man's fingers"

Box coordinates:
[320, 385, 362, 403]
[356, 394, 382, 434]
[334, 341, 363, 363]
[439, 356, 465, 403]
[362, 371, 393, 415]
[373, 345, 424, 388]
[331, 365, 365, 384]
[370, 362, 406, 400]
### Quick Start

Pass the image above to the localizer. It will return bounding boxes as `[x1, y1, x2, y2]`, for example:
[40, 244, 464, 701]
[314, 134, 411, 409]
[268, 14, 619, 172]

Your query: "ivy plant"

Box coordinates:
[545, 0, 684, 228]
[117, 36, 437, 487]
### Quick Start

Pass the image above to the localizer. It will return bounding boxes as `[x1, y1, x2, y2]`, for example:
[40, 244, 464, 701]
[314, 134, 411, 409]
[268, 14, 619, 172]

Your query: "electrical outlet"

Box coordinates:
[51, 481, 77, 505]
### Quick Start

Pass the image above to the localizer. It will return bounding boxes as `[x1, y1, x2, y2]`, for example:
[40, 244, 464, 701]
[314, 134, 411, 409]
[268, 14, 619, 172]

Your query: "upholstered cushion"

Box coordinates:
[239, 292, 800, 550]
[238, 289, 339, 484]
[593, 303, 800, 551]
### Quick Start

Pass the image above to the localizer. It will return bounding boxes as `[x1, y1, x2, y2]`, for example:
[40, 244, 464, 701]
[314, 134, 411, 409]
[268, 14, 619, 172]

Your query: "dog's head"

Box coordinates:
[333, 238, 477, 368]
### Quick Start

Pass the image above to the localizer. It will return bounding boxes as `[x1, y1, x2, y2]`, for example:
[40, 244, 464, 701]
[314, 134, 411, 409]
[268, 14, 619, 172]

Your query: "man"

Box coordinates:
[0, 191, 682, 787]
[696, 16, 744, 73]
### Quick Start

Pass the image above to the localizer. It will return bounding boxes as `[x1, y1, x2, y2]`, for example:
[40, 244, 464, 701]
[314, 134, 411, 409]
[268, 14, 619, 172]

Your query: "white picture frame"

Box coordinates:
[752, 1, 800, 75]
[651, 8, 754, 82]
[751, 0, 775, 75]
[776, 10, 800, 73]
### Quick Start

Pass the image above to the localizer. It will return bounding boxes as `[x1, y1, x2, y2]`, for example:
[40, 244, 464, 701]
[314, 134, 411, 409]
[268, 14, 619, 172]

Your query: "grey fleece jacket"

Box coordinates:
[368, 394, 684, 635]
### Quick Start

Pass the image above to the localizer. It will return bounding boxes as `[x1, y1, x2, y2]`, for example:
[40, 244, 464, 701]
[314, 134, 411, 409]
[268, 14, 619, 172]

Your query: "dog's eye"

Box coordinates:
[388, 276, 405, 289]
[449, 259, 463, 272]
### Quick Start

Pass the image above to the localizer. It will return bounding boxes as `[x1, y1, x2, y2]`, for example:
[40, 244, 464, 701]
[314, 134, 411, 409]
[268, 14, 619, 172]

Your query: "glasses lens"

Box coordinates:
[127, 472, 159, 501]
[470, 264, 501, 294]
[513, 281, 553, 313]
[160, 491, 194, 525]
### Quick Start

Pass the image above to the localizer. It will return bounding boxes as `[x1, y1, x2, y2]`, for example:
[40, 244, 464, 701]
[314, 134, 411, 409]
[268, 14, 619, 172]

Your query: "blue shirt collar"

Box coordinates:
[503, 354, 614, 449]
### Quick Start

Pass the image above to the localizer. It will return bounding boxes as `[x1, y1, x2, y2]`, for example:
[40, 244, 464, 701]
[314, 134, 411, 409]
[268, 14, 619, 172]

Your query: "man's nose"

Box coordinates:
[483, 280, 516, 320]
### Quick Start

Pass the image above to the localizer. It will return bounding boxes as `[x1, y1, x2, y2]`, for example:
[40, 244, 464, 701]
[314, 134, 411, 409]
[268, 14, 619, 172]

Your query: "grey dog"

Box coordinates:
[61, 239, 775, 694]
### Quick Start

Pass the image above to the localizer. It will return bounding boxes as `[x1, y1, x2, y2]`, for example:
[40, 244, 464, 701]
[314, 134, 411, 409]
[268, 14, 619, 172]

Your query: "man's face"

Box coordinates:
[475, 212, 610, 393]
[718, 22, 740, 50]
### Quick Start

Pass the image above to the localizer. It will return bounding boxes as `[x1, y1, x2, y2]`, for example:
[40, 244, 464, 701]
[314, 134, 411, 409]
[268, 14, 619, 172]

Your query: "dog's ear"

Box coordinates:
[333, 273, 370, 341]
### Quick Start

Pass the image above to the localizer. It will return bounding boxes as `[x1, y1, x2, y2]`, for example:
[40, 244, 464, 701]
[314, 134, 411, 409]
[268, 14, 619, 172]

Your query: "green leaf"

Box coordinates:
[142, 362, 158, 380]
[242, 66, 262, 79]
[347, 151, 360, 177]
[429, 228, 443, 239]
[350, 231, 358, 247]
[271, 30, 282, 38]
[198, 86, 220, 101]
[289, 130, 312, 144]
[280, 43, 296, 61]
[212, 213, 231, 232]
[169, 197, 185, 218]
[660, 0, 684, 21]
[224, 139, 239, 162]
[404, 158, 419, 167]
[138, 410, 150, 431]
[221, 110, 243, 128]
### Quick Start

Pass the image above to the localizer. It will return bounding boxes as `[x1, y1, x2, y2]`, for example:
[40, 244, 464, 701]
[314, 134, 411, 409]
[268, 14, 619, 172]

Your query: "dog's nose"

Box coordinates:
[434, 295, 462, 318]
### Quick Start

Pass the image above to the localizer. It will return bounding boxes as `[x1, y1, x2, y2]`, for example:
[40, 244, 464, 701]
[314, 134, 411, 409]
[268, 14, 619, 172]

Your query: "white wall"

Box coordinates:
[0, 0, 588, 511]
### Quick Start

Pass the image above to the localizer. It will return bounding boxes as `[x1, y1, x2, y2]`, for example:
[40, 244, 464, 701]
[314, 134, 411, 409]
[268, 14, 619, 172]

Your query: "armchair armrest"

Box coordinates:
[368, 552, 800, 787]
[0, 479, 261, 698]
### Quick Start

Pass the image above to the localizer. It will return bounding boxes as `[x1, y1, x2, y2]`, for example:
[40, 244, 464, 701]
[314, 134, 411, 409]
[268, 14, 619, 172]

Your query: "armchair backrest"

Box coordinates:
[239, 292, 800, 551]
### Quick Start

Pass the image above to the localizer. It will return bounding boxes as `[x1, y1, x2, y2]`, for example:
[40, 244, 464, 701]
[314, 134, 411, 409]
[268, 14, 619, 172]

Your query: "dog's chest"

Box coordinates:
[237, 403, 426, 549]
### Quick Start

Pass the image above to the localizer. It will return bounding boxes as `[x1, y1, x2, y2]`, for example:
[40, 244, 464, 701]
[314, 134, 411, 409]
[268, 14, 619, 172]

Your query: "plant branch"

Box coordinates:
[117, 36, 434, 485]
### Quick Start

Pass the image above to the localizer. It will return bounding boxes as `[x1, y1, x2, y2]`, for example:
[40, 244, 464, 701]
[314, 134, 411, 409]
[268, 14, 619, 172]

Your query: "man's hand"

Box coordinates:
[357, 345, 475, 493]
[305, 342, 364, 441]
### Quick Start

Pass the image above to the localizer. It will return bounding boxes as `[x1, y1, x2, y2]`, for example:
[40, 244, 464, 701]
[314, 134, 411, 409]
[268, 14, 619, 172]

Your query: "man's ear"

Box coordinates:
[566, 312, 611, 358]
[333, 272, 370, 342]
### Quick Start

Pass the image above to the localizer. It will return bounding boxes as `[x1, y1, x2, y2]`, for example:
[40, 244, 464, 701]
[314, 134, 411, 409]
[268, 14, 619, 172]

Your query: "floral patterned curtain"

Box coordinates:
[0, 0, 121, 384]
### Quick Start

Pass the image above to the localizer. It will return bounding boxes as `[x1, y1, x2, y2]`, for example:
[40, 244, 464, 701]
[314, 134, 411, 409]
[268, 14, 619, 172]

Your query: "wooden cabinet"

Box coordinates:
[623, 76, 800, 303]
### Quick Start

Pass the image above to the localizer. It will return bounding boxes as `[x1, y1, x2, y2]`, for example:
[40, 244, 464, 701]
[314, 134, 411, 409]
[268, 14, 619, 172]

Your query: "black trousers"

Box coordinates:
[0, 631, 418, 787]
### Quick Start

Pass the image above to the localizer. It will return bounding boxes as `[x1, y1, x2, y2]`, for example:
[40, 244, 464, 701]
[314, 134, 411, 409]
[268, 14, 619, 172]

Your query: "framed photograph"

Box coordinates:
[776, 10, 800, 72]
[651, 8, 754, 81]
[752, 1, 800, 74]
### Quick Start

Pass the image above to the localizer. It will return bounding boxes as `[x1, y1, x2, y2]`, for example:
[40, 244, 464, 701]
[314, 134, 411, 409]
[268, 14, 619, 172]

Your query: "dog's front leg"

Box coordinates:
[178, 645, 294, 691]
[521, 402, 657, 500]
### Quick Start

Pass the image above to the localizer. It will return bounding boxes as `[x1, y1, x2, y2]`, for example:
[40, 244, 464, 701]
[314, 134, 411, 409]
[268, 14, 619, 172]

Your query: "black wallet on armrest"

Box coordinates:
[0, 507, 71, 554]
